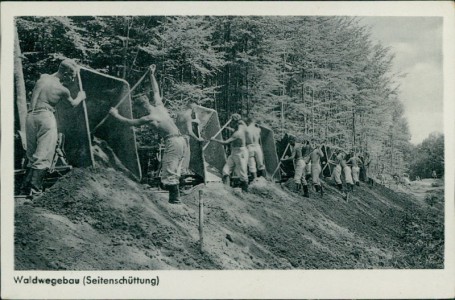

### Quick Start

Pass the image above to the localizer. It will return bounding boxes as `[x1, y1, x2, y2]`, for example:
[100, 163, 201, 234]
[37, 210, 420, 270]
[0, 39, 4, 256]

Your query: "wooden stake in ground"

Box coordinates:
[198, 189, 204, 252]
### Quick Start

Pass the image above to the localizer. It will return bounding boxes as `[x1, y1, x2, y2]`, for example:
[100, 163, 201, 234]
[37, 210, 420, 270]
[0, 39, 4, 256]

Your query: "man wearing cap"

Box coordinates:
[281, 135, 309, 197]
[211, 113, 249, 192]
[110, 64, 187, 204]
[22, 59, 86, 197]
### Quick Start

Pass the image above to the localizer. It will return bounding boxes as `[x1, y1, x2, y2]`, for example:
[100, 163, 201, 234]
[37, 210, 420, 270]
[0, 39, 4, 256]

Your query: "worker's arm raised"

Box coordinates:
[109, 107, 149, 127]
[148, 65, 163, 106]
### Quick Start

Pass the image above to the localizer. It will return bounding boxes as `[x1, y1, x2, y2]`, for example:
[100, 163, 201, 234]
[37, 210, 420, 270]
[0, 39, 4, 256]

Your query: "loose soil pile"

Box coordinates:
[15, 167, 444, 270]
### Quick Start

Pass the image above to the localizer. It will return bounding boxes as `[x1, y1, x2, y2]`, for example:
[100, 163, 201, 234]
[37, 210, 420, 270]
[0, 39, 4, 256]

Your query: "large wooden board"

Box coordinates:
[56, 67, 141, 181]
[55, 76, 94, 168]
[259, 125, 281, 181]
[176, 105, 226, 181]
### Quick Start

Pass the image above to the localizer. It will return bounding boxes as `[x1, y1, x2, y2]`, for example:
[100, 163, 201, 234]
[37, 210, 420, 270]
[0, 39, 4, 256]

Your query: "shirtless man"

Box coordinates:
[302, 139, 313, 182]
[281, 135, 309, 197]
[109, 65, 187, 204]
[347, 150, 361, 186]
[211, 114, 249, 192]
[331, 149, 348, 200]
[245, 116, 266, 180]
[340, 150, 354, 192]
[23, 59, 86, 197]
[176, 101, 204, 173]
[310, 142, 324, 196]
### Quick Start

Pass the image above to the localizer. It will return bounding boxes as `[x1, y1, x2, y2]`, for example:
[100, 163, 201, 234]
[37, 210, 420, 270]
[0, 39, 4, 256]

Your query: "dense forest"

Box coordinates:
[14, 16, 444, 178]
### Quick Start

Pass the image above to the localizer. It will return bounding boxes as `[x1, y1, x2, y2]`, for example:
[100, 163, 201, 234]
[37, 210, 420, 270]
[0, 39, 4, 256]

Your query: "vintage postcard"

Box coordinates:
[1, 1, 454, 299]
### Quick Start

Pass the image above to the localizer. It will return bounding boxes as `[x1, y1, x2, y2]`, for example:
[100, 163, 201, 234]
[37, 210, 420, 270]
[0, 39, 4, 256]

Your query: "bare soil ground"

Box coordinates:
[15, 168, 444, 270]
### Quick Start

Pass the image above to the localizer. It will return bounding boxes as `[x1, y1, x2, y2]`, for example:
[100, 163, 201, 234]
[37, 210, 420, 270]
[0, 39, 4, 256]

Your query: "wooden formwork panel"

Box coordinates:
[259, 125, 281, 181]
[55, 67, 141, 181]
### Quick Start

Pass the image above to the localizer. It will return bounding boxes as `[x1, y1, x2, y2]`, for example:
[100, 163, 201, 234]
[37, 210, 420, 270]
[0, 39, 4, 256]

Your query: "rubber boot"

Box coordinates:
[356, 181, 360, 187]
[240, 180, 249, 192]
[257, 169, 265, 178]
[314, 184, 320, 193]
[349, 183, 354, 192]
[222, 175, 231, 187]
[319, 184, 324, 196]
[337, 183, 343, 191]
[303, 185, 309, 198]
[20, 168, 33, 196]
[29, 168, 47, 198]
[251, 172, 257, 181]
[168, 184, 182, 204]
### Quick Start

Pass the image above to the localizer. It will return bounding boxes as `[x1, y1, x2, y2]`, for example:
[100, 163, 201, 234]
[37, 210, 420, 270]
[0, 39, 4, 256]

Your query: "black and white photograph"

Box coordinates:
[1, 1, 454, 299]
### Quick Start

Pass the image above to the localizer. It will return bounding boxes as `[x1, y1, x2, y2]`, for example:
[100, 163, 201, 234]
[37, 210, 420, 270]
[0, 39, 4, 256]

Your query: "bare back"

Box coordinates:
[310, 148, 324, 164]
[144, 105, 180, 138]
[231, 127, 246, 148]
[348, 155, 359, 167]
[175, 109, 192, 135]
[245, 124, 261, 145]
[31, 74, 71, 109]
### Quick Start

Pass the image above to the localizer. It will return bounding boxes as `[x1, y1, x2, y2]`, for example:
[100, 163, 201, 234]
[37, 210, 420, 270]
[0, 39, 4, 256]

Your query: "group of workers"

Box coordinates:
[281, 135, 373, 200]
[21, 58, 375, 205]
[21, 59, 268, 205]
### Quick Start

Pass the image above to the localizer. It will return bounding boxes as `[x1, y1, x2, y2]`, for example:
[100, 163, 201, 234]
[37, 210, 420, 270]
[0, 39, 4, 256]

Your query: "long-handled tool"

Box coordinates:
[91, 68, 151, 134]
[195, 112, 209, 185]
[202, 118, 232, 151]
[77, 68, 95, 165]
[271, 143, 291, 179]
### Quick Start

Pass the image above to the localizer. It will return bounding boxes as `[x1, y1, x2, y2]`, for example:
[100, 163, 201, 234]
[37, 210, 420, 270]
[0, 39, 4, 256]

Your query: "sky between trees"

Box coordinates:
[361, 17, 443, 144]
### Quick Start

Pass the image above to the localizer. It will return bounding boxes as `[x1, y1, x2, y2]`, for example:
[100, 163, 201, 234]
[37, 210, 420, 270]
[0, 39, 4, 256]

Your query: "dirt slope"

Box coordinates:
[15, 167, 444, 270]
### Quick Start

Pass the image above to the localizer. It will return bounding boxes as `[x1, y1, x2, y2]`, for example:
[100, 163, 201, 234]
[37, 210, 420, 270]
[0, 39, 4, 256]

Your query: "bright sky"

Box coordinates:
[360, 17, 443, 145]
